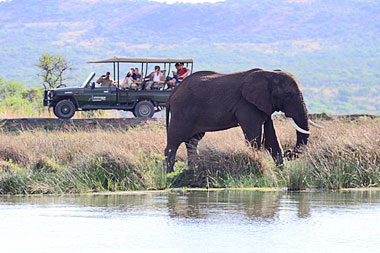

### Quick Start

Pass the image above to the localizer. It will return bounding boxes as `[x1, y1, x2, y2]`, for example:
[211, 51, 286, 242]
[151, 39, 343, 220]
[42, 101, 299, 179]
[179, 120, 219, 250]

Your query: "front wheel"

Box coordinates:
[134, 101, 155, 118]
[54, 99, 76, 119]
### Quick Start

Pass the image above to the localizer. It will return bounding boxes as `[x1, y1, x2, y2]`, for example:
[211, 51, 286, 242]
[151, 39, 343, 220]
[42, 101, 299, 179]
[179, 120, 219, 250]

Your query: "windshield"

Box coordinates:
[81, 72, 95, 88]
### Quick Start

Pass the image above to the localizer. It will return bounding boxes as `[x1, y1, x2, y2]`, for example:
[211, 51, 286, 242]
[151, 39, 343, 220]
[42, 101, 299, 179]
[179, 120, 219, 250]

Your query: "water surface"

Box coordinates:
[1, 190, 380, 252]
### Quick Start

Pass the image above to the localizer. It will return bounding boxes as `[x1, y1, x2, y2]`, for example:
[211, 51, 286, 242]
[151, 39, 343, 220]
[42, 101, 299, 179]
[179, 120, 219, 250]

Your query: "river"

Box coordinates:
[1, 190, 380, 252]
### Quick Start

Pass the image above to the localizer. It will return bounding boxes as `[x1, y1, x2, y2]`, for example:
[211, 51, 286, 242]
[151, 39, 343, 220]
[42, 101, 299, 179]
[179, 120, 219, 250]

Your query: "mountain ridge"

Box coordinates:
[0, 0, 379, 113]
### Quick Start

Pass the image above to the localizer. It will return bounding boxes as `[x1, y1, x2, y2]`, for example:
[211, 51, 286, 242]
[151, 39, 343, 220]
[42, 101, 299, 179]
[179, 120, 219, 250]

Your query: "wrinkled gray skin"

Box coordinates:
[165, 69, 309, 172]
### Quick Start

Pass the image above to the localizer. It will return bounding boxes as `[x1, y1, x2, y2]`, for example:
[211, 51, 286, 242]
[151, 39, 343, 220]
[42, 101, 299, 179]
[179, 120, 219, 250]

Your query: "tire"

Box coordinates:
[54, 99, 76, 119]
[134, 101, 155, 118]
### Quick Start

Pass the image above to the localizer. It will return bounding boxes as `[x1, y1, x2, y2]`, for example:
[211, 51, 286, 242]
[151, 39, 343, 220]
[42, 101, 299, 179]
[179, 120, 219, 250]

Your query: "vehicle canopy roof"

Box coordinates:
[88, 57, 193, 64]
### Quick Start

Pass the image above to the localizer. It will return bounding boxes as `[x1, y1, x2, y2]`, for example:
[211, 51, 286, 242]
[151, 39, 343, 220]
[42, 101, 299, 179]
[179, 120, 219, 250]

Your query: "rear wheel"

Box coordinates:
[54, 99, 76, 119]
[134, 101, 155, 118]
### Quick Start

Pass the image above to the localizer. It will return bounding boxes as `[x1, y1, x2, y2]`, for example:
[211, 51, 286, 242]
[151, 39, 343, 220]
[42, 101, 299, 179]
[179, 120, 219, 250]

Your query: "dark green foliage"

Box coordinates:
[0, 77, 44, 116]
[308, 144, 380, 189]
[0, 152, 167, 194]
[1, 139, 380, 194]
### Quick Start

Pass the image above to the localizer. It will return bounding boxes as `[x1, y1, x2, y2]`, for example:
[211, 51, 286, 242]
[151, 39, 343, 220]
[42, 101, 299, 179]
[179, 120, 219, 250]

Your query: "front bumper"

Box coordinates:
[43, 90, 48, 106]
[43, 90, 55, 107]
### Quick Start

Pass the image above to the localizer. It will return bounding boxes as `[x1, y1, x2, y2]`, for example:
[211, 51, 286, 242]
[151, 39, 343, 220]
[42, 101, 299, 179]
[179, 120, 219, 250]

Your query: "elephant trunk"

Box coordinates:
[296, 129, 309, 147]
[284, 100, 310, 159]
[293, 107, 310, 158]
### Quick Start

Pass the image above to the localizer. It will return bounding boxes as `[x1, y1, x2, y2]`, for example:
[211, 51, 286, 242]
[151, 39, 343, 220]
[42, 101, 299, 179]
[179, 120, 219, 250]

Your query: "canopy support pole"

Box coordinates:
[117, 62, 120, 87]
[113, 62, 116, 81]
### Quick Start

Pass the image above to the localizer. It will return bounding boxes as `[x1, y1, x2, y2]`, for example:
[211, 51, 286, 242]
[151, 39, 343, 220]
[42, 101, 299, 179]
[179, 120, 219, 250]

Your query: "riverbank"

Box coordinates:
[0, 113, 378, 132]
[0, 116, 379, 194]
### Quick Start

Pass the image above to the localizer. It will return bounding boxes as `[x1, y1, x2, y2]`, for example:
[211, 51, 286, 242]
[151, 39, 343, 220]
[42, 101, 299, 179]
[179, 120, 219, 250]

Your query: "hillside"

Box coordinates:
[0, 0, 379, 114]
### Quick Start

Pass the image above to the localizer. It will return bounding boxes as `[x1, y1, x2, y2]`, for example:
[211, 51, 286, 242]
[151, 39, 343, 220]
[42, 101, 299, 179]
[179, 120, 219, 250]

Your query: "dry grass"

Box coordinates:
[0, 108, 49, 118]
[0, 117, 379, 194]
[0, 108, 115, 119]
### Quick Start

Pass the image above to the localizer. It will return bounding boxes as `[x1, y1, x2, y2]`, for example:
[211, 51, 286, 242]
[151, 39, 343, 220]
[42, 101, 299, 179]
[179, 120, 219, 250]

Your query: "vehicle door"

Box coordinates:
[81, 87, 117, 107]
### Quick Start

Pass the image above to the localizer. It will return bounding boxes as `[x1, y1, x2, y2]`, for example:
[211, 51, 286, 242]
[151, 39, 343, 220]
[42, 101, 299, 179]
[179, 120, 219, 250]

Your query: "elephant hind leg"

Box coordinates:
[165, 123, 198, 173]
[164, 142, 180, 173]
[185, 132, 205, 167]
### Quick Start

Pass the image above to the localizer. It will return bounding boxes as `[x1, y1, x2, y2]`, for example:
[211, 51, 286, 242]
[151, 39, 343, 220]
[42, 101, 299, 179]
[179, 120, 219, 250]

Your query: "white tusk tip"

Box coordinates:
[308, 119, 324, 129]
[287, 117, 311, 134]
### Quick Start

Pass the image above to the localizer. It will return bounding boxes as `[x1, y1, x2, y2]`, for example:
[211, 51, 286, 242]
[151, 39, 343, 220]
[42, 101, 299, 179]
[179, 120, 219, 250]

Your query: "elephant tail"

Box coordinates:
[166, 86, 179, 133]
[166, 101, 170, 133]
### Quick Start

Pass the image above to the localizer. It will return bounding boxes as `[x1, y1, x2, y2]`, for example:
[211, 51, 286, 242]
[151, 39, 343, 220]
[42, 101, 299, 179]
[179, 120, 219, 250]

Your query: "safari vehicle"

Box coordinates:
[43, 57, 193, 119]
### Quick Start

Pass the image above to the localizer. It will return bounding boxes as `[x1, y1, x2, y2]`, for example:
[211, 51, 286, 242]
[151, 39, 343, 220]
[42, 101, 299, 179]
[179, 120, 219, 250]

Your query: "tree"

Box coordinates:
[37, 53, 72, 89]
[0, 77, 4, 99]
[0, 79, 25, 98]
[22, 87, 41, 103]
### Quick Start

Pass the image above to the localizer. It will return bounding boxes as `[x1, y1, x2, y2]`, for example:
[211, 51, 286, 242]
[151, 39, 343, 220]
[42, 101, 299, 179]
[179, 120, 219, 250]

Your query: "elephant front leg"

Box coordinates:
[235, 102, 267, 150]
[263, 118, 283, 164]
[185, 132, 205, 168]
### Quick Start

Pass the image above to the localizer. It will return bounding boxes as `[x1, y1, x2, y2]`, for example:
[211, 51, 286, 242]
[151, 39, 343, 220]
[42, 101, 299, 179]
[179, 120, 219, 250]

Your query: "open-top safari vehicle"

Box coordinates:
[43, 57, 193, 119]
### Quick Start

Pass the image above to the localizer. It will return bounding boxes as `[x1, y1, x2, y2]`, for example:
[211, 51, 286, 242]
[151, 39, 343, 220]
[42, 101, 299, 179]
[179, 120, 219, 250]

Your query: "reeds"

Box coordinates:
[0, 117, 379, 194]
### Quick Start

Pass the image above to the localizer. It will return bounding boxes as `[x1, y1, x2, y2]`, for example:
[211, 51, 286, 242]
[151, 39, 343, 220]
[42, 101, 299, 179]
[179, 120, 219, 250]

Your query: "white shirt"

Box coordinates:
[153, 72, 162, 82]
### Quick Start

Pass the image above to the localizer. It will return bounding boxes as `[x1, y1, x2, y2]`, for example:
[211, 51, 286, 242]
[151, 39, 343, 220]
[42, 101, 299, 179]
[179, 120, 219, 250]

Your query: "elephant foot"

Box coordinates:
[163, 159, 175, 174]
[284, 146, 304, 160]
[273, 155, 284, 166]
[284, 150, 297, 160]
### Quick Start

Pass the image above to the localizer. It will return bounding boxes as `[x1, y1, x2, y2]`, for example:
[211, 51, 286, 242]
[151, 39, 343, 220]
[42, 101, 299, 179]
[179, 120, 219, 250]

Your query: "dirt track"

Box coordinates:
[0, 117, 153, 131]
[0, 114, 378, 132]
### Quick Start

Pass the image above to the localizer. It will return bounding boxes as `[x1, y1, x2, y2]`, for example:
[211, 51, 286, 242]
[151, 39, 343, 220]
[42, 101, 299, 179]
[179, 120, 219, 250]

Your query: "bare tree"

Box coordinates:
[37, 53, 72, 89]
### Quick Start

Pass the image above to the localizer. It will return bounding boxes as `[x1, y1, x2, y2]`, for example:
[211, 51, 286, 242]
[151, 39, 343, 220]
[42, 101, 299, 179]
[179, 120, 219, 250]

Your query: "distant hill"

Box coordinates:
[0, 0, 379, 114]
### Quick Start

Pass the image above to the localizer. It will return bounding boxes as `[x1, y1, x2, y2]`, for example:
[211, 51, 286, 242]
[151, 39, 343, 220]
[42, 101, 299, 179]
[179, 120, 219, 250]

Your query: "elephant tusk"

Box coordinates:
[287, 118, 311, 135]
[308, 119, 324, 129]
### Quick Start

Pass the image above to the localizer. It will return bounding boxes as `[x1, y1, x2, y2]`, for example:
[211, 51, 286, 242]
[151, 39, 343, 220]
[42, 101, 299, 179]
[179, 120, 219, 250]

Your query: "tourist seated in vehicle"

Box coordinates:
[121, 68, 134, 89]
[121, 68, 142, 90]
[126, 68, 134, 78]
[96, 72, 116, 88]
[133, 68, 142, 82]
[178, 63, 191, 81]
[145, 65, 164, 90]
[166, 62, 191, 90]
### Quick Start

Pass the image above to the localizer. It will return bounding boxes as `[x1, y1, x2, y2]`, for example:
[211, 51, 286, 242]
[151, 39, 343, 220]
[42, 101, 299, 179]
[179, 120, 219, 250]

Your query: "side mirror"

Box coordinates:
[91, 82, 95, 89]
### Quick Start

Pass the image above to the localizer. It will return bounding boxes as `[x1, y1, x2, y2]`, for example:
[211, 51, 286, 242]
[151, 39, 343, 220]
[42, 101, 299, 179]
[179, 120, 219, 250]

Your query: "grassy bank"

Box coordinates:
[0, 117, 379, 194]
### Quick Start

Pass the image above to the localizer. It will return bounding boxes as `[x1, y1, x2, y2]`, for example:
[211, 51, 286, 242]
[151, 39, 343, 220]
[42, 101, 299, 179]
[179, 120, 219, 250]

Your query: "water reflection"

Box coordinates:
[166, 191, 282, 220]
[2, 190, 380, 252]
[2, 190, 380, 221]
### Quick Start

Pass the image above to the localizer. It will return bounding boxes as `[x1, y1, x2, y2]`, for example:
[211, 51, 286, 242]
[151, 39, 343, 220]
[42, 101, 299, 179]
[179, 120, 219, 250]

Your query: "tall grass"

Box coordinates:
[0, 118, 379, 194]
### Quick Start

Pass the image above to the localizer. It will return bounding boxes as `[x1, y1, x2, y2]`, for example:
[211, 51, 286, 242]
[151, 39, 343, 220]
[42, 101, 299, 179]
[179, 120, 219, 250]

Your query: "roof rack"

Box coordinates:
[88, 57, 193, 64]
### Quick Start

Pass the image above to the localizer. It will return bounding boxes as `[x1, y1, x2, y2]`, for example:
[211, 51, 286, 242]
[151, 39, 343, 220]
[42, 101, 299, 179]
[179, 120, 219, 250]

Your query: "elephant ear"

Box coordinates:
[241, 71, 274, 116]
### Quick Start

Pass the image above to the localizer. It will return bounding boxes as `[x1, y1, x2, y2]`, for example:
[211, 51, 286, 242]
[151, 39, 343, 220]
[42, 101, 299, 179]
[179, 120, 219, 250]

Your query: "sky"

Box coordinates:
[0, 0, 224, 2]
[151, 0, 223, 3]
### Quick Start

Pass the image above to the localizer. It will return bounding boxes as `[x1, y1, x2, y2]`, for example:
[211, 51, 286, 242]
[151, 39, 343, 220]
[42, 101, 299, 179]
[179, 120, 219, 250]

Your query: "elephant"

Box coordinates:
[164, 68, 322, 172]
